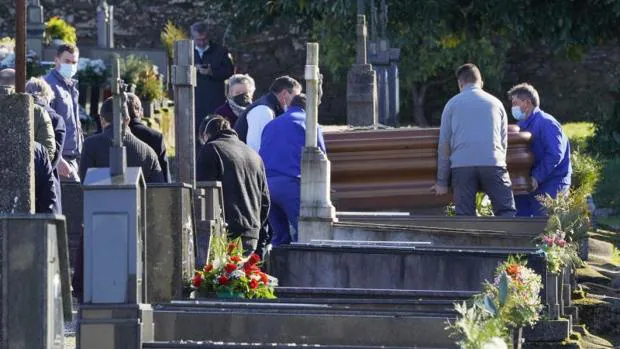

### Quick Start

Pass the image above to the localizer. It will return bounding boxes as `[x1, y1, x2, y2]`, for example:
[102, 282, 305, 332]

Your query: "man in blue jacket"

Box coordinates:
[508, 83, 571, 216]
[259, 94, 326, 245]
[45, 43, 82, 182]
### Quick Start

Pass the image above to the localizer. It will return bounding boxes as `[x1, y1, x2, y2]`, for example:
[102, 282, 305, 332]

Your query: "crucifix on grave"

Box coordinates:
[346, 14, 378, 127]
[367, 0, 401, 126]
[298, 43, 337, 242]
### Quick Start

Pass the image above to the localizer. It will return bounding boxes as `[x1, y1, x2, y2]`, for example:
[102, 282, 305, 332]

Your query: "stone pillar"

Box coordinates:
[368, 39, 400, 126]
[0, 89, 34, 214]
[172, 40, 197, 187]
[298, 43, 337, 243]
[96, 0, 114, 48]
[26, 0, 45, 58]
[346, 15, 378, 127]
[110, 56, 127, 176]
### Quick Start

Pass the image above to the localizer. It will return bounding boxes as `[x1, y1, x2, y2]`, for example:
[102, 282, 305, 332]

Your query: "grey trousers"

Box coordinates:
[451, 166, 516, 217]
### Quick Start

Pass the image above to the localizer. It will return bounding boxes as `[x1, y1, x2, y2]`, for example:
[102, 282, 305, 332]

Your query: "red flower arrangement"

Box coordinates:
[189, 236, 277, 299]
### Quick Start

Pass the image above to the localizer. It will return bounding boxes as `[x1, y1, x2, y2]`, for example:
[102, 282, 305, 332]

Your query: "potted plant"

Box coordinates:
[45, 17, 77, 46]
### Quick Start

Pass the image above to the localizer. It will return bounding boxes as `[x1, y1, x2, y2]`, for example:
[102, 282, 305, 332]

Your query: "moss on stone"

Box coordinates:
[573, 297, 607, 306]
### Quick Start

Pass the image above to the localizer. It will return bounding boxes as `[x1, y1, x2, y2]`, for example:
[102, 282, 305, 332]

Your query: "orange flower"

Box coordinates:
[230, 255, 242, 263]
[227, 242, 237, 253]
[203, 264, 213, 273]
[505, 264, 521, 279]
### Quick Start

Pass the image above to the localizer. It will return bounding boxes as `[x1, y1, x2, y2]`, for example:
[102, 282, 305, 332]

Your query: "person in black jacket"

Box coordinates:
[79, 97, 165, 183]
[197, 115, 270, 255]
[126, 93, 171, 182]
[191, 22, 235, 133]
[26, 77, 66, 214]
[233, 76, 302, 152]
[34, 142, 57, 214]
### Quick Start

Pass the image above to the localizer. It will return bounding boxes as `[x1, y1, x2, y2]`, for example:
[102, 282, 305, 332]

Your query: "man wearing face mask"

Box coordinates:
[214, 74, 256, 126]
[234, 75, 302, 152]
[191, 22, 235, 133]
[45, 43, 82, 182]
[508, 83, 571, 217]
[431, 63, 516, 217]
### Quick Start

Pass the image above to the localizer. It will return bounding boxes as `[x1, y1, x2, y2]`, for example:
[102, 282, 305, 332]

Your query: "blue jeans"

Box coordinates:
[515, 181, 570, 217]
[267, 176, 300, 246]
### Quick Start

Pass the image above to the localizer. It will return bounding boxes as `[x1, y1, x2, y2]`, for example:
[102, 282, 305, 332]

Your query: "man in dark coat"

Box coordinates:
[191, 22, 234, 135]
[79, 97, 165, 183]
[197, 115, 270, 255]
[26, 77, 66, 214]
[34, 142, 58, 214]
[126, 93, 171, 182]
[234, 75, 302, 152]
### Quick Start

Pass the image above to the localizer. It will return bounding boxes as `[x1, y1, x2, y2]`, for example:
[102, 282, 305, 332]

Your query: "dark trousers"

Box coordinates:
[451, 166, 516, 217]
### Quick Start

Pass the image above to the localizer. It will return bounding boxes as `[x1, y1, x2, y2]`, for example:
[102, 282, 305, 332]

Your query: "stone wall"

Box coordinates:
[1, 1, 618, 124]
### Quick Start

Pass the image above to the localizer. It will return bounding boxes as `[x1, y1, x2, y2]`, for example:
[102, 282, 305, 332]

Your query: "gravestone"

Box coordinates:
[96, 0, 114, 48]
[0, 214, 72, 349]
[78, 57, 153, 349]
[346, 15, 378, 127]
[0, 88, 34, 214]
[298, 43, 337, 242]
[27, 0, 45, 58]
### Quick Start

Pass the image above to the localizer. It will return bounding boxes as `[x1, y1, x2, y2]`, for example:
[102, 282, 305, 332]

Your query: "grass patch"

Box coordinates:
[593, 157, 620, 209]
[564, 122, 595, 151]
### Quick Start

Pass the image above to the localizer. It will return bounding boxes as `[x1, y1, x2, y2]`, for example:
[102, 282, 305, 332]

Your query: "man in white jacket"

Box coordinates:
[233, 75, 302, 152]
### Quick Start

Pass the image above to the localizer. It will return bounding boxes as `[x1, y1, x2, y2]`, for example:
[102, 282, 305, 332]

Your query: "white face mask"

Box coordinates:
[59, 63, 77, 80]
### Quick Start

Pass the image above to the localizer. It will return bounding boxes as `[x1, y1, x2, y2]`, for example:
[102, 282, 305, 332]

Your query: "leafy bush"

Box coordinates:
[570, 150, 601, 197]
[120, 55, 163, 101]
[593, 157, 620, 209]
[563, 122, 595, 152]
[539, 193, 591, 243]
[45, 17, 77, 44]
[160, 21, 187, 61]
[446, 193, 493, 216]
[589, 81, 620, 157]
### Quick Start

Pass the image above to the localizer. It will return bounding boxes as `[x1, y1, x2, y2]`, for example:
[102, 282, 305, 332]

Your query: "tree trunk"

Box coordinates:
[412, 83, 429, 127]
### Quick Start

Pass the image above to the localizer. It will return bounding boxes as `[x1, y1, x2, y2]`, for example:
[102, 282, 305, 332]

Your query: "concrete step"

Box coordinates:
[268, 243, 547, 295]
[152, 302, 456, 348]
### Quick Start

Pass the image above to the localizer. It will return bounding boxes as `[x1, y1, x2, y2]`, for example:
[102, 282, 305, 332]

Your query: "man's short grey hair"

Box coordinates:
[508, 83, 540, 107]
[190, 22, 208, 35]
[25, 77, 55, 105]
[227, 74, 256, 95]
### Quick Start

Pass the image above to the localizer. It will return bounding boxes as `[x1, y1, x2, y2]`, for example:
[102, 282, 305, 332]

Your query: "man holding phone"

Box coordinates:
[191, 22, 235, 148]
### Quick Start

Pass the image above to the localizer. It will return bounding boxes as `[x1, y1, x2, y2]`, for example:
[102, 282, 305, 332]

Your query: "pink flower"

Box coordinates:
[556, 239, 566, 248]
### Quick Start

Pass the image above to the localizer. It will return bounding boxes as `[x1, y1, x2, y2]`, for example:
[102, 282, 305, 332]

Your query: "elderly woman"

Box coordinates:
[26, 77, 66, 214]
[213, 74, 256, 126]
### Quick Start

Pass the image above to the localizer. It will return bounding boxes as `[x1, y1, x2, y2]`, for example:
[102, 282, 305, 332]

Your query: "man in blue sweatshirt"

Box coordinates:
[508, 83, 571, 216]
[259, 94, 326, 245]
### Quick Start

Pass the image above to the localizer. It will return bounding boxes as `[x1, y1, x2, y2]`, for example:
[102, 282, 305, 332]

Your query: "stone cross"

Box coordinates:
[97, 0, 114, 48]
[346, 15, 378, 127]
[356, 14, 368, 65]
[109, 55, 127, 176]
[26, 0, 45, 58]
[305, 43, 319, 148]
[172, 40, 197, 187]
[298, 42, 337, 242]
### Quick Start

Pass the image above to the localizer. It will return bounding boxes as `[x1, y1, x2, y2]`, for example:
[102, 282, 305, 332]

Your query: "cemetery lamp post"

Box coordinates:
[15, 0, 26, 93]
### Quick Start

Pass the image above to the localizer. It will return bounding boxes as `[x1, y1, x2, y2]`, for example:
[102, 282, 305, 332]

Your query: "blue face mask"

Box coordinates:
[59, 63, 77, 80]
[511, 106, 525, 121]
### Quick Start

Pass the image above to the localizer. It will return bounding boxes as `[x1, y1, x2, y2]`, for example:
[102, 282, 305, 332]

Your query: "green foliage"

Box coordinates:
[563, 122, 595, 152]
[120, 55, 163, 101]
[539, 193, 591, 244]
[590, 77, 620, 157]
[45, 17, 77, 44]
[446, 301, 508, 349]
[570, 150, 601, 197]
[593, 157, 620, 209]
[446, 193, 493, 217]
[160, 21, 187, 61]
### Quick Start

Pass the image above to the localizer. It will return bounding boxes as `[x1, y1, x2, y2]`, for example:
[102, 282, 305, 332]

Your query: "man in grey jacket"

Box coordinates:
[431, 63, 516, 216]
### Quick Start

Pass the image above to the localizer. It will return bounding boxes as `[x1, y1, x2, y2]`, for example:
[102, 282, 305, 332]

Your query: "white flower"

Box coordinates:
[482, 337, 507, 349]
[77, 58, 90, 71]
[230, 270, 244, 279]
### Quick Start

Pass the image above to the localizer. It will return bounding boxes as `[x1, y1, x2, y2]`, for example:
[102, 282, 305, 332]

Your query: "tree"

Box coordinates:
[217, 0, 620, 126]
